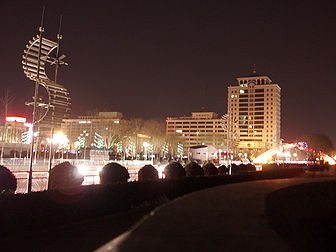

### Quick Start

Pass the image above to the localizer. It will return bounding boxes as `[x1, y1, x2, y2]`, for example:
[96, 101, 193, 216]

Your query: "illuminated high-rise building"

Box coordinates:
[228, 70, 281, 155]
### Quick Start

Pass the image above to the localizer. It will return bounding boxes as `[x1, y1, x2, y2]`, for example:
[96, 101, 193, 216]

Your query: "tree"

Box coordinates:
[0, 89, 15, 123]
[138, 165, 159, 181]
[184, 162, 204, 177]
[300, 134, 335, 156]
[0, 165, 17, 193]
[99, 162, 130, 184]
[49, 162, 84, 190]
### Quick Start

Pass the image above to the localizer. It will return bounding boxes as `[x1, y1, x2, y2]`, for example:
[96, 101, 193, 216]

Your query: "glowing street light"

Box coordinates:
[52, 131, 69, 146]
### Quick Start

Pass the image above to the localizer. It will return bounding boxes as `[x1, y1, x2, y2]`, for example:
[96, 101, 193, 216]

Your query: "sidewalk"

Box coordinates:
[97, 176, 336, 252]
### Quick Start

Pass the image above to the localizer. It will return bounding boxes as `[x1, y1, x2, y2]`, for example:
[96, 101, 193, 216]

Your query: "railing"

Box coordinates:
[2, 158, 155, 193]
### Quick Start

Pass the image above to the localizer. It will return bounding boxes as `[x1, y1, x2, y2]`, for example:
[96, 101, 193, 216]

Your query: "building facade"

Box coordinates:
[61, 112, 123, 148]
[166, 112, 227, 151]
[228, 71, 281, 156]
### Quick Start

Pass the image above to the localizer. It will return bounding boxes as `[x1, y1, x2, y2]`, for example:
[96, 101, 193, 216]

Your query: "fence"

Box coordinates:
[2, 158, 155, 193]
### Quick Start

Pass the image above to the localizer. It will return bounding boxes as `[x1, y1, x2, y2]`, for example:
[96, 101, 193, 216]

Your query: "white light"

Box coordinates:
[157, 165, 165, 179]
[53, 132, 69, 146]
[77, 164, 88, 175]
[74, 141, 80, 149]
[143, 142, 149, 148]
[284, 151, 291, 158]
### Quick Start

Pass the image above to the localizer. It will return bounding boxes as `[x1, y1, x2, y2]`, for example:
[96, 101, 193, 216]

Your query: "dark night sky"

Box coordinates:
[1, 0, 336, 146]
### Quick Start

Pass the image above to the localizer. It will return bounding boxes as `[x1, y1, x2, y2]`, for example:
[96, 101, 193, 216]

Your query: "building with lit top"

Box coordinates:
[0, 116, 30, 143]
[61, 112, 123, 148]
[228, 70, 281, 155]
[166, 112, 227, 150]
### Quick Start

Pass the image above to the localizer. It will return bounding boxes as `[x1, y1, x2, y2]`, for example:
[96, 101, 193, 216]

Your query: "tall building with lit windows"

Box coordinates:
[228, 70, 281, 155]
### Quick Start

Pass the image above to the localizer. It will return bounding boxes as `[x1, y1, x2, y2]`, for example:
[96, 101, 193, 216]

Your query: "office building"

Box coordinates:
[166, 112, 227, 151]
[228, 70, 281, 155]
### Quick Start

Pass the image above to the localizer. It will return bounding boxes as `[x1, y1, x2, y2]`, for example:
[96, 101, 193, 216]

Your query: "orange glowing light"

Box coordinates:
[137, 133, 151, 138]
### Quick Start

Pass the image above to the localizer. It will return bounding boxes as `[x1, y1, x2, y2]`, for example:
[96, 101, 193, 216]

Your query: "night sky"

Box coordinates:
[1, 0, 336, 146]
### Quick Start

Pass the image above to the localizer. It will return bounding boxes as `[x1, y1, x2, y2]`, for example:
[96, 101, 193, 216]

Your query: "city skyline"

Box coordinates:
[1, 0, 336, 146]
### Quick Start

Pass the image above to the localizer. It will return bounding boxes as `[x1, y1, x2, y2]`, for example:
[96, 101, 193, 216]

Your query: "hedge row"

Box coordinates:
[0, 167, 304, 237]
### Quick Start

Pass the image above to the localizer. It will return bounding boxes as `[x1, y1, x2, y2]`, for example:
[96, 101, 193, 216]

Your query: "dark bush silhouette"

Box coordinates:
[246, 163, 256, 172]
[231, 163, 239, 174]
[184, 162, 204, 177]
[218, 165, 229, 175]
[0, 165, 17, 193]
[307, 164, 329, 172]
[138, 165, 159, 181]
[49, 162, 84, 190]
[164, 162, 185, 179]
[203, 162, 218, 176]
[100, 162, 130, 184]
[262, 163, 280, 171]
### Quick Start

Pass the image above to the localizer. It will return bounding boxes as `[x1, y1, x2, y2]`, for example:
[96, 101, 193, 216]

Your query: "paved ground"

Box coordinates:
[96, 176, 336, 252]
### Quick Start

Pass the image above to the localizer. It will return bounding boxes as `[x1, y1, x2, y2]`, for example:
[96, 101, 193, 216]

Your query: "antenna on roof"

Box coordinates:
[252, 64, 256, 74]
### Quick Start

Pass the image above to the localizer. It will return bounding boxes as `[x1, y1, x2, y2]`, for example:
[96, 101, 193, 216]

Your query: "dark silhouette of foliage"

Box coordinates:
[100, 162, 130, 184]
[138, 165, 159, 181]
[238, 163, 247, 173]
[0, 165, 17, 193]
[246, 163, 256, 172]
[164, 162, 185, 179]
[203, 162, 218, 176]
[49, 162, 84, 190]
[184, 162, 204, 177]
[231, 163, 239, 174]
[218, 165, 229, 175]
[300, 133, 335, 156]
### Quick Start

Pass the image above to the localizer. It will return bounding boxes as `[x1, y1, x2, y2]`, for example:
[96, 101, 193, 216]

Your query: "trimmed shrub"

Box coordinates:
[49, 162, 84, 190]
[262, 163, 280, 171]
[231, 163, 239, 174]
[0, 165, 17, 193]
[138, 165, 159, 181]
[100, 162, 130, 184]
[218, 165, 229, 176]
[203, 162, 218, 176]
[246, 163, 256, 172]
[184, 162, 204, 177]
[164, 162, 185, 179]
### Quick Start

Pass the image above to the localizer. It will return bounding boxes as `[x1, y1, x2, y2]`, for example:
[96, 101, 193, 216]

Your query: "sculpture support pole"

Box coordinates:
[47, 127, 54, 190]
[28, 7, 45, 193]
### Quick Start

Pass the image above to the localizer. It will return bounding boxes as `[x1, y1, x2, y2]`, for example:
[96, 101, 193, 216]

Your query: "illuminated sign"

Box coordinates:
[6, 116, 27, 123]
[297, 142, 308, 150]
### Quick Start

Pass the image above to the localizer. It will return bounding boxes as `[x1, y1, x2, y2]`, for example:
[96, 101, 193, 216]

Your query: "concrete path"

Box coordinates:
[96, 176, 336, 252]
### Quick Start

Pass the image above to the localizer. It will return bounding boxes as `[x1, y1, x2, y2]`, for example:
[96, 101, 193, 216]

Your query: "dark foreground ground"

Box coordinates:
[266, 181, 336, 252]
[1, 205, 156, 252]
[2, 175, 336, 251]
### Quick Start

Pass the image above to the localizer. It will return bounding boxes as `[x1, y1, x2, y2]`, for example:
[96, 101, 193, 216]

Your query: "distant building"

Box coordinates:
[0, 116, 29, 143]
[188, 145, 218, 161]
[61, 112, 123, 148]
[228, 70, 281, 155]
[166, 112, 227, 151]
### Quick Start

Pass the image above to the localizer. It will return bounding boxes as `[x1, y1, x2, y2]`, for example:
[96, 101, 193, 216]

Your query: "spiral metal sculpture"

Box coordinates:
[22, 35, 71, 127]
